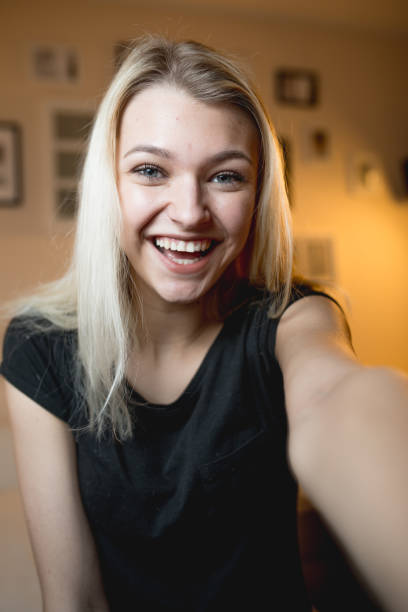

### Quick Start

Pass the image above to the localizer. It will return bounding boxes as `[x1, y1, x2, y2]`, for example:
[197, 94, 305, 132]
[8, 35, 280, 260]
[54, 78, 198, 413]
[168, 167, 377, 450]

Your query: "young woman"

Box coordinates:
[1, 36, 408, 612]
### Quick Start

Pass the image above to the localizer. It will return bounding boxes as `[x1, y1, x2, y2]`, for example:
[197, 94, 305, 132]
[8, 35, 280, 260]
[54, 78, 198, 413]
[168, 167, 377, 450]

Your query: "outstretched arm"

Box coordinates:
[5, 381, 109, 612]
[276, 295, 408, 612]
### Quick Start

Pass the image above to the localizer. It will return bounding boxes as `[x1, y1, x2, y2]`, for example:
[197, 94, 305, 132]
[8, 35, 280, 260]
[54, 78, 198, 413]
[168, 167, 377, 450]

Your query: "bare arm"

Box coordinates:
[276, 295, 408, 612]
[5, 381, 109, 612]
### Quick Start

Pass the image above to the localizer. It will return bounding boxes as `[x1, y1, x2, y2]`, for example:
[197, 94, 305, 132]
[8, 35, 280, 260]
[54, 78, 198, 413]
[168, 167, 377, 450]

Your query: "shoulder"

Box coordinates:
[3, 315, 49, 364]
[2, 314, 74, 368]
[275, 286, 358, 428]
[1, 315, 78, 424]
[233, 281, 345, 353]
[276, 285, 351, 350]
[239, 279, 343, 319]
[214, 284, 324, 384]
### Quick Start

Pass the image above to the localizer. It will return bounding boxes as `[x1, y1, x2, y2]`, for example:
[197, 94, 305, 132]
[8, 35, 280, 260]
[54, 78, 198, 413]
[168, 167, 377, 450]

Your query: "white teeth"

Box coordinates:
[154, 238, 212, 253]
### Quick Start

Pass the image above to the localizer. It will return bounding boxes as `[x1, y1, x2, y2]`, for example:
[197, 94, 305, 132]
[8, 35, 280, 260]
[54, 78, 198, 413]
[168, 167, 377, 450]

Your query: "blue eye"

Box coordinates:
[133, 164, 165, 180]
[212, 171, 244, 184]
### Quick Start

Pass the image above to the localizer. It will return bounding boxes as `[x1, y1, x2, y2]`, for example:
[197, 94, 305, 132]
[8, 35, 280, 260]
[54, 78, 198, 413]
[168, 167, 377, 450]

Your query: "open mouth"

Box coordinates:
[153, 237, 218, 264]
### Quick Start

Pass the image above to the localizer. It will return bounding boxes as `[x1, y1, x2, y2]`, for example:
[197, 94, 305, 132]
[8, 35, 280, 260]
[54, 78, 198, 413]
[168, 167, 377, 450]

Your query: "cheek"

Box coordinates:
[119, 184, 153, 235]
[119, 181, 139, 216]
[224, 202, 255, 246]
[118, 186, 143, 253]
[119, 207, 137, 251]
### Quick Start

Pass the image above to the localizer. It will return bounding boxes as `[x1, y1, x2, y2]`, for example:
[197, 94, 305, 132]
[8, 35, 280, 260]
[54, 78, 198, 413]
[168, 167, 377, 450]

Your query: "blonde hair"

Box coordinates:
[13, 36, 293, 439]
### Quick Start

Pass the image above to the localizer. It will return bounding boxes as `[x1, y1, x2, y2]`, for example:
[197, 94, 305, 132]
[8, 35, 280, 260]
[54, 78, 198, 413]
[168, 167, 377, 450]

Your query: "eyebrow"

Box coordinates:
[209, 150, 254, 165]
[123, 145, 254, 165]
[124, 145, 172, 159]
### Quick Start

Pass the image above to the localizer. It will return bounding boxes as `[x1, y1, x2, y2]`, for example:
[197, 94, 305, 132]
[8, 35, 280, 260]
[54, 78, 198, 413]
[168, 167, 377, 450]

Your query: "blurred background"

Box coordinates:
[0, 0, 407, 609]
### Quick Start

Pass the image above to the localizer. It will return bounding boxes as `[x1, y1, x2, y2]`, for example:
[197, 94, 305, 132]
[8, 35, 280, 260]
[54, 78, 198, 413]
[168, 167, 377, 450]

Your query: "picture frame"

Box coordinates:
[51, 106, 94, 219]
[346, 151, 382, 195]
[275, 69, 318, 107]
[0, 122, 22, 206]
[294, 236, 336, 282]
[301, 125, 331, 162]
[31, 44, 79, 83]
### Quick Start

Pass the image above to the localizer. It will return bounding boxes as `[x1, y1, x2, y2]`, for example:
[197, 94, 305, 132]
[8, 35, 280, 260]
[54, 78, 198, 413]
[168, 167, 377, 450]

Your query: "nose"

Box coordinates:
[167, 175, 210, 228]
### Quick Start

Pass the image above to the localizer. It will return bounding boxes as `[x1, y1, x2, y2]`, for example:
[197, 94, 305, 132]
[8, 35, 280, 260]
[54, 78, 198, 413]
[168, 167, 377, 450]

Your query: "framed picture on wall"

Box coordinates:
[0, 122, 22, 206]
[31, 45, 79, 83]
[301, 125, 331, 161]
[275, 69, 318, 107]
[52, 108, 93, 219]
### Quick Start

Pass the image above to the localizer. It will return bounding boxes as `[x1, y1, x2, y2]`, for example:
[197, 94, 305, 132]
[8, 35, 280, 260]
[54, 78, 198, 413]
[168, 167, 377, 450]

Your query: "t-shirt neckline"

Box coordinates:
[125, 319, 228, 414]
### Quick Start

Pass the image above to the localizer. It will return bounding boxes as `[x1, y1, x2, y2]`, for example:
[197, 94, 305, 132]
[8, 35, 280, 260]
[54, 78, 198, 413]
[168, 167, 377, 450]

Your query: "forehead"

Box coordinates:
[118, 84, 259, 159]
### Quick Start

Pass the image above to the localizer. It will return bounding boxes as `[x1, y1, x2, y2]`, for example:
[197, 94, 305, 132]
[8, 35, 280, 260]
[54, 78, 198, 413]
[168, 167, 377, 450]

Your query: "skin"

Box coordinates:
[117, 84, 259, 311]
[276, 296, 408, 611]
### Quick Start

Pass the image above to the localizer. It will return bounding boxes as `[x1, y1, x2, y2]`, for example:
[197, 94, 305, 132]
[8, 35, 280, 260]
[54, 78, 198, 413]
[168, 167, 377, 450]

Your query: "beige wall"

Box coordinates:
[1, 0, 408, 427]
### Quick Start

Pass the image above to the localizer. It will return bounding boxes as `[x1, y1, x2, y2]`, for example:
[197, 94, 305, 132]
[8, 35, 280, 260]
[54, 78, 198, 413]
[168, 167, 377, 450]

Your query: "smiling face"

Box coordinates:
[116, 84, 259, 309]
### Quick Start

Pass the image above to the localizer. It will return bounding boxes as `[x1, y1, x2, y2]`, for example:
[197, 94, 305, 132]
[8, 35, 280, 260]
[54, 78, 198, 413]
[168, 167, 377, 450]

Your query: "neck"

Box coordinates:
[130, 272, 249, 352]
[125, 292, 226, 405]
[141, 297, 215, 350]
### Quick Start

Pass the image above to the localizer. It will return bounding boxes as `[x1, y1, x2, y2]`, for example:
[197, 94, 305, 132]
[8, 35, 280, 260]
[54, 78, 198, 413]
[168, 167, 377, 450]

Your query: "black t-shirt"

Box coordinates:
[1, 286, 332, 611]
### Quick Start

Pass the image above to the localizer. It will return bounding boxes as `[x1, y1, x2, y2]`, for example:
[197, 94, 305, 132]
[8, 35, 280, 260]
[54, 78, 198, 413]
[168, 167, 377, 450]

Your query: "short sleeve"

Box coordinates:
[0, 317, 76, 424]
[288, 282, 342, 308]
[266, 283, 346, 357]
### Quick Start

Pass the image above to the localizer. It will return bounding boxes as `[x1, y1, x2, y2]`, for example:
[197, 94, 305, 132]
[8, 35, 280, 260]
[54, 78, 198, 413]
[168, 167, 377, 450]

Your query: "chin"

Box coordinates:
[156, 285, 209, 305]
[136, 265, 236, 309]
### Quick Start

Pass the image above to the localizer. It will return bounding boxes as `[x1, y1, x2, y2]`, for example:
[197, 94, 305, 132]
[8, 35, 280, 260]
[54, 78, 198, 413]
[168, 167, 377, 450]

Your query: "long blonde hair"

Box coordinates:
[13, 36, 292, 439]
